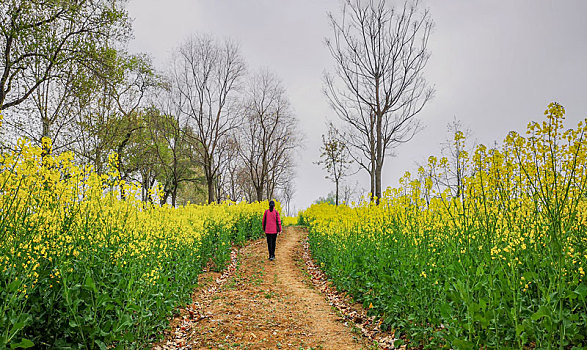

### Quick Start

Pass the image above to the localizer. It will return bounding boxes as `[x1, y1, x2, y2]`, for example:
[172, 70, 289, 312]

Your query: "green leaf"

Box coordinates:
[452, 338, 474, 349]
[574, 283, 587, 301]
[566, 289, 577, 300]
[95, 340, 107, 350]
[440, 302, 452, 319]
[114, 314, 133, 332]
[84, 275, 97, 293]
[476, 263, 484, 277]
[515, 324, 525, 337]
[10, 338, 34, 349]
[474, 313, 489, 328]
[7, 280, 20, 293]
[123, 332, 136, 341]
[9, 316, 28, 338]
[531, 306, 551, 321]
[478, 297, 487, 310]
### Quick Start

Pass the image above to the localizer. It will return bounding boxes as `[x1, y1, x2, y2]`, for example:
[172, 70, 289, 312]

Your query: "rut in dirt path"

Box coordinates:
[157, 226, 372, 349]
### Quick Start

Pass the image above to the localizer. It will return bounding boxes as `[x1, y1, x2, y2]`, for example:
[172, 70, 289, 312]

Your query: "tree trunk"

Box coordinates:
[369, 159, 376, 202]
[207, 176, 215, 204]
[148, 176, 156, 203]
[375, 106, 383, 204]
[116, 130, 134, 200]
[42, 116, 50, 139]
[375, 163, 382, 205]
[160, 190, 170, 206]
[117, 156, 126, 200]
[266, 175, 275, 200]
[171, 182, 177, 208]
[256, 185, 263, 202]
[335, 179, 339, 206]
[172, 157, 178, 206]
[141, 173, 149, 202]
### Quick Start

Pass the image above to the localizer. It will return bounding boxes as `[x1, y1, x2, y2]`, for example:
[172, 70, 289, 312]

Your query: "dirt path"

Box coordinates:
[156, 226, 372, 349]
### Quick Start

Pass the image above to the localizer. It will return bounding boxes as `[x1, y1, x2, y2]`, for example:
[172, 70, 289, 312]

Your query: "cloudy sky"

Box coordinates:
[127, 0, 587, 212]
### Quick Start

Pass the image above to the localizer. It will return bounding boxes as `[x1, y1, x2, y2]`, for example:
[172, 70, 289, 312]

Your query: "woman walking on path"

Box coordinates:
[262, 200, 282, 261]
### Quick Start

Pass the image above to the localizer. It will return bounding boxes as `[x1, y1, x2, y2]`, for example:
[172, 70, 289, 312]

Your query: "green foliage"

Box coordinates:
[0, 203, 263, 348]
[316, 123, 352, 182]
[315, 123, 352, 206]
[0, 0, 131, 110]
[306, 209, 587, 349]
[314, 192, 336, 206]
[302, 105, 587, 349]
[142, 107, 201, 206]
[0, 214, 261, 349]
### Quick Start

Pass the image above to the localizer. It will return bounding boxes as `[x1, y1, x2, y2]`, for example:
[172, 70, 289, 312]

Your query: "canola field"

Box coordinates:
[301, 104, 587, 348]
[0, 131, 270, 348]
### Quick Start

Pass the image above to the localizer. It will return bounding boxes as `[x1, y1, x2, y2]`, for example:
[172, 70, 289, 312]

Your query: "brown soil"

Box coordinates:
[154, 226, 374, 350]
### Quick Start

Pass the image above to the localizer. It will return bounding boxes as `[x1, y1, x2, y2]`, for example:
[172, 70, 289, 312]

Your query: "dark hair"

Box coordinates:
[269, 200, 275, 212]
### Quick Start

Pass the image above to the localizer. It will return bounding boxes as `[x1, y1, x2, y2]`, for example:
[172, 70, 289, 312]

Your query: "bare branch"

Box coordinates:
[323, 0, 434, 202]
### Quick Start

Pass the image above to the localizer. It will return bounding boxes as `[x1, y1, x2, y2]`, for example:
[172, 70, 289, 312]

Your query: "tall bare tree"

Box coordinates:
[324, 0, 434, 203]
[238, 69, 299, 202]
[172, 35, 245, 203]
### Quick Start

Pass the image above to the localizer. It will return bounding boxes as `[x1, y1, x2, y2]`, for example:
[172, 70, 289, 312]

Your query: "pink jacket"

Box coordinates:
[262, 209, 282, 234]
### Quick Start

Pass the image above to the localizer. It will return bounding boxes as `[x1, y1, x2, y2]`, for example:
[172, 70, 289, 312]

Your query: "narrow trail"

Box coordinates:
[156, 226, 372, 349]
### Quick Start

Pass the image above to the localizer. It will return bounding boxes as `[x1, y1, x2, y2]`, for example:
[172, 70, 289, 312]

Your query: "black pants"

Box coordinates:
[266, 234, 277, 258]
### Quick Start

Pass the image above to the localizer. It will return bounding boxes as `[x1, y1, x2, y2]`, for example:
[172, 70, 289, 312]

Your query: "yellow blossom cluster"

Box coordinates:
[0, 130, 270, 347]
[301, 103, 587, 347]
[281, 216, 298, 227]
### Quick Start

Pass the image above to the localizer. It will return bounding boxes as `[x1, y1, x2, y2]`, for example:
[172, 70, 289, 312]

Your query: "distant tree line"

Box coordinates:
[0, 0, 300, 207]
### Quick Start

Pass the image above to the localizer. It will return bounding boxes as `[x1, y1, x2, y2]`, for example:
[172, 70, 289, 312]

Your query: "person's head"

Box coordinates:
[269, 200, 275, 212]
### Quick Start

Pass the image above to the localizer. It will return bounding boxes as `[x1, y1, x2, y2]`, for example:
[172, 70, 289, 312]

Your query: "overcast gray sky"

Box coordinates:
[127, 0, 587, 212]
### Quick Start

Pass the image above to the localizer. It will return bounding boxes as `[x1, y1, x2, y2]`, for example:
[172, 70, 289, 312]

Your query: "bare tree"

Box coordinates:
[236, 165, 257, 203]
[278, 178, 295, 216]
[172, 35, 245, 203]
[340, 181, 362, 205]
[216, 136, 243, 202]
[439, 118, 475, 200]
[238, 69, 299, 202]
[267, 157, 295, 201]
[316, 123, 353, 206]
[324, 0, 434, 203]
